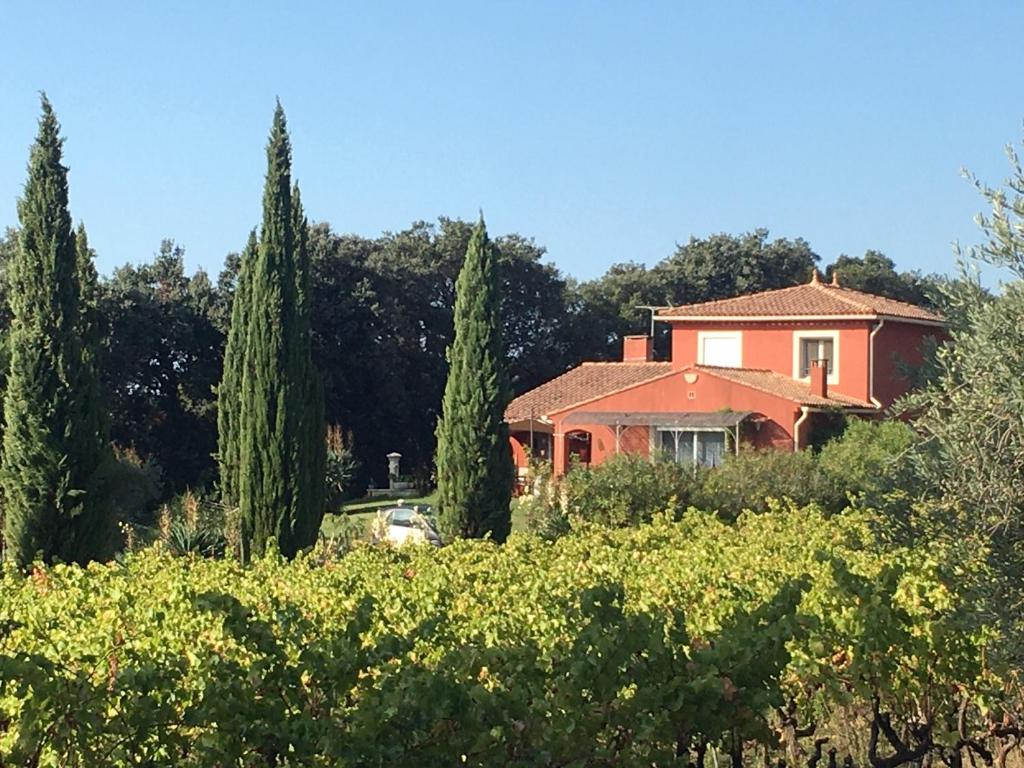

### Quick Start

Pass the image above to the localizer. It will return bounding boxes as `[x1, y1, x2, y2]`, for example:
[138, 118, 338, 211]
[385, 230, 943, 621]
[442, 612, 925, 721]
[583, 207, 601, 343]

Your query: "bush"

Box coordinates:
[94, 445, 164, 527]
[562, 453, 701, 527]
[325, 425, 361, 510]
[524, 420, 921, 533]
[318, 512, 370, 555]
[0, 505, 1003, 766]
[514, 459, 568, 540]
[520, 454, 701, 538]
[817, 419, 919, 512]
[694, 447, 840, 519]
[122, 490, 235, 558]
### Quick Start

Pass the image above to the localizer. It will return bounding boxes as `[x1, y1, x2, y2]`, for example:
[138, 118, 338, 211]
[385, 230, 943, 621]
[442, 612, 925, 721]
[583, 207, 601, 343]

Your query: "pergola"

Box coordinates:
[561, 410, 754, 458]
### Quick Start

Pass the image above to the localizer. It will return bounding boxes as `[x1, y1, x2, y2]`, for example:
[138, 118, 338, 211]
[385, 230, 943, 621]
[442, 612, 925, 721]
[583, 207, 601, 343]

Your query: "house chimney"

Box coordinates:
[809, 359, 828, 398]
[623, 335, 653, 362]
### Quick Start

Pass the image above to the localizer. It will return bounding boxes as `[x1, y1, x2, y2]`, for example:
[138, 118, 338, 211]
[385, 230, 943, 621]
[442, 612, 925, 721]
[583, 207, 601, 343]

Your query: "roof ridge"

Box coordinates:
[655, 281, 942, 322]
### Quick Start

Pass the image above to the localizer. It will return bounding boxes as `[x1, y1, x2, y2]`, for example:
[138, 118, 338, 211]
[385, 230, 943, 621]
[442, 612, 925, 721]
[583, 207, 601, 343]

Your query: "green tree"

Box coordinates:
[0, 229, 18, 420]
[435, 216, 514, 542]
[903, 138, 1024, 542]
[100, 240, 223, 494]
[817, 419, 918, 512]
[899, 134, 1024, 662]
[217, 230, 257, 508]
[651, 228, 818, 304]
[235, 104, 324, 559]
[306, 217, 575, 489]
[66, 225, 114, 557]
[570, 230, 820, 364]
[570, 262, 660, 360]
[289, 185, 326, 547]
[823, 250, 932, 305]
[1, 97, 108, 566]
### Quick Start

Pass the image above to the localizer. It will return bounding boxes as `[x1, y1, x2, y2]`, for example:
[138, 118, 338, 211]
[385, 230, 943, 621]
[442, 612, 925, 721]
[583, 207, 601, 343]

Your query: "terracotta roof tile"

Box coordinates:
[505, 362, 674, 421]
[694, 365, 874, 408]
[656, 282, 942, 323]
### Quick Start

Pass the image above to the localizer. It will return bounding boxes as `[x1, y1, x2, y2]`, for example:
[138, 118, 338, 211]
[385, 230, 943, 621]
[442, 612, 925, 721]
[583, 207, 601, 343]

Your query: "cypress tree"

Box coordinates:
[236, 103, 324, 560]
[435, 215, 514, 542]
[1, 97, 108, 566]
[290, 185, 327, 547]
[217, 229, 257, 509]
[66, 225, 113, 559]
[73, 225, 105, 450]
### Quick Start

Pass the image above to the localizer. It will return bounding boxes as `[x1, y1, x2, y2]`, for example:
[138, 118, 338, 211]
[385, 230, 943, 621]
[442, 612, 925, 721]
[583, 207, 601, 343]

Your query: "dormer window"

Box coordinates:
[793, 330, 840, 383]
[799, 338, 833, 377]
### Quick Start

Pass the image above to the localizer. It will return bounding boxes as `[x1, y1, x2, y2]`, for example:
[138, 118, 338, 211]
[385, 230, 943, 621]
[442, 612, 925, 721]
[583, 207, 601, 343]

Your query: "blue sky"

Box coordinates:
[1, 2, 1021, 282]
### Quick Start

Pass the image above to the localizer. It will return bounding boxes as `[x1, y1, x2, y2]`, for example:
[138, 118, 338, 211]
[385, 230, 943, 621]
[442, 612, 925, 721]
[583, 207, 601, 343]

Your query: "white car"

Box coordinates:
[371, 506, 442, 547]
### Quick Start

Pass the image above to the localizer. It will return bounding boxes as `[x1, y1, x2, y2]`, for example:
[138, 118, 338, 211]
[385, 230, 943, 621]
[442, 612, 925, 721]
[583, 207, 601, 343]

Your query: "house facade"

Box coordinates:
[505, 273, 943, 478]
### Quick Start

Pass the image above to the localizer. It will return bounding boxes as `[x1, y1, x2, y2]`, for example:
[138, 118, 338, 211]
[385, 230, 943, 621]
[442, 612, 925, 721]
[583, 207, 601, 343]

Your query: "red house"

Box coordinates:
[506, 272, 943, 477]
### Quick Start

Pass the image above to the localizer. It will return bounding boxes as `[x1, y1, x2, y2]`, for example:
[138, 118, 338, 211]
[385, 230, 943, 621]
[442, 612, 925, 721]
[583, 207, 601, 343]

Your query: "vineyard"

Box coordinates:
[1, 504, 1018, 767]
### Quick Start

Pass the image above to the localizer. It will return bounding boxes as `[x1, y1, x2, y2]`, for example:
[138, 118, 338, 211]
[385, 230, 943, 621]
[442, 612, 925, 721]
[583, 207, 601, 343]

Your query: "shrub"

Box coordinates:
[325, 425, 361, 510]
[694, 447, 840, 519]
[561, 453, 702, 527]
[94, 445, 164, 527]
[817, 419, 919, 512]
[517, 458, 571, 540]
[520, 454, 701, 537]
[315, 513, 369, 559]
[124, 490, 232, 558]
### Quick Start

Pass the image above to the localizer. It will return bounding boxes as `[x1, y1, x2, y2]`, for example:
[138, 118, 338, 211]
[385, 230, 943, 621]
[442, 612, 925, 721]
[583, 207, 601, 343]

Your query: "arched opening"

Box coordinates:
[565, 430, 592, 467]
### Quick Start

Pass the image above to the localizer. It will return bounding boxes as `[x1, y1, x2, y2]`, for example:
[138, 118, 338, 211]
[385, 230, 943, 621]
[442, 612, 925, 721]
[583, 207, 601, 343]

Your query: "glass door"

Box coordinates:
[658, 429, 727, 467]
[696, 432, 726, 467]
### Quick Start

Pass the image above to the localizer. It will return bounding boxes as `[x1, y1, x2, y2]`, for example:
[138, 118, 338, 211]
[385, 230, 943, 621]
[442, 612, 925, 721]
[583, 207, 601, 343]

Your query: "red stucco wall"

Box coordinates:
[667, 320, 874, 402]
[872, 322, 943, 408]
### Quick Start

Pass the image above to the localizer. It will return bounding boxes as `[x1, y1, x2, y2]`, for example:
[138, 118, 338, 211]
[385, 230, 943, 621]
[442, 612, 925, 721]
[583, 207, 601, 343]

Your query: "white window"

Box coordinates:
[792, 330, 840, 383]
[697, 331, 742, 368]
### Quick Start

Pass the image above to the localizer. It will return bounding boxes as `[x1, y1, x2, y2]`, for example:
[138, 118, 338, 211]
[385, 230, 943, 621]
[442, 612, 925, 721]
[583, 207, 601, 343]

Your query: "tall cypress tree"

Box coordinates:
[235, 103, 324, 560]
[66, 224, 112, 559]
[290, 185, 327, 547]
[1, 97, 108, 566]
[435, 215, 514, 542]
[217, 229, 257, 509]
